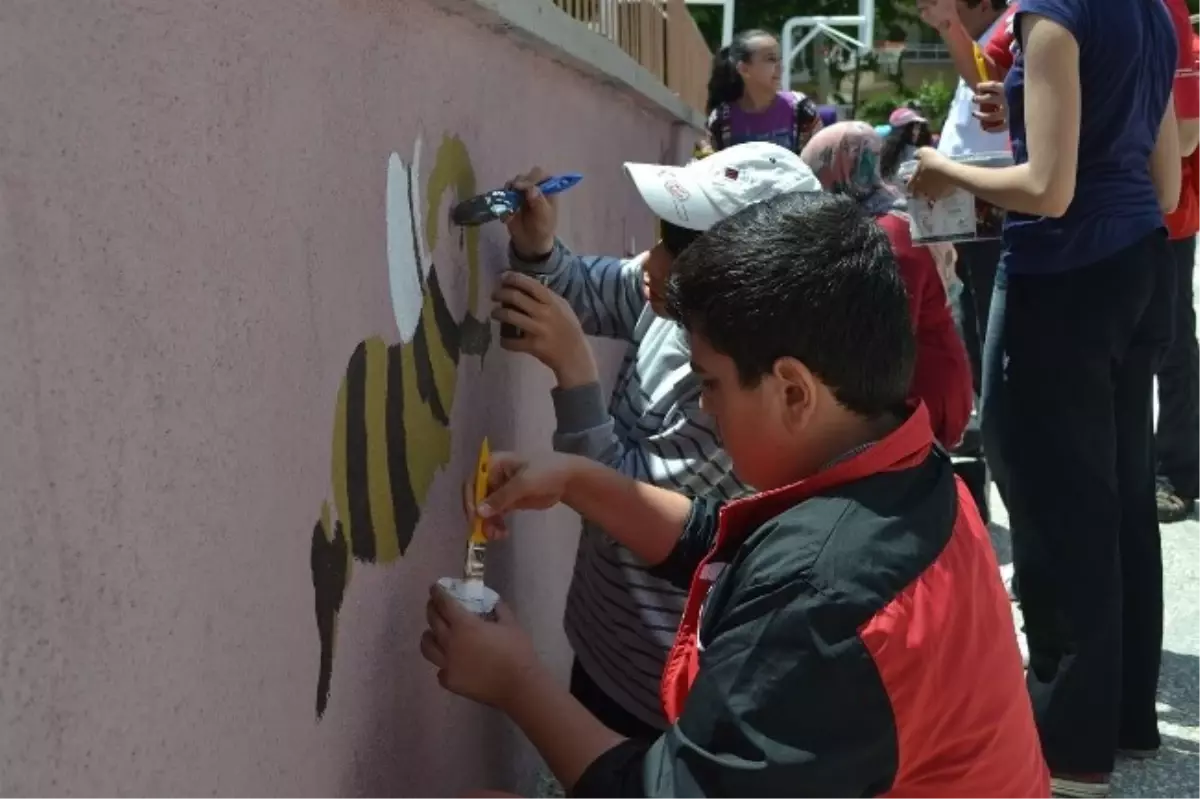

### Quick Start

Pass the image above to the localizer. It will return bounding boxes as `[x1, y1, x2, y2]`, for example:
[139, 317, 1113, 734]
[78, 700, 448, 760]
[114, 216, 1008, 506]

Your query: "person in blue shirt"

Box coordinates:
[907, 0, 1181, 796]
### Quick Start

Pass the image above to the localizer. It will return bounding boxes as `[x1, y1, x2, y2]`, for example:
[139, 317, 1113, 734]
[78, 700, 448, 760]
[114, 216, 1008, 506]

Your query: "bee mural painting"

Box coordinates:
[309, 135, 491, 719]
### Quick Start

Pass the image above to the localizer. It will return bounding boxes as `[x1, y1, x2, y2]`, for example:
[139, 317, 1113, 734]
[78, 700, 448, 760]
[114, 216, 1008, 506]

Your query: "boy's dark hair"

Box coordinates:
[664, 192, 915, 418]
[706, 28, 773, 114]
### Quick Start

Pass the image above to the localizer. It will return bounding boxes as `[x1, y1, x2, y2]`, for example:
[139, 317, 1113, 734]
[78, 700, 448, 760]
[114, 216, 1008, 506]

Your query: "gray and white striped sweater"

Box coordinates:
[511, 241, 748, 728]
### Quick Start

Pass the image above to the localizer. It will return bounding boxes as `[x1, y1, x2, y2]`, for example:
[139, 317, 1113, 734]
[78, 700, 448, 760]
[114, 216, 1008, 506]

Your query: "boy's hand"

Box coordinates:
[505, 168, 558, 260]
[972, 82, 1008, 132]
[420, 584, 541, 708]
[917, 0, 959, 32]
[492, 272, 599, 389]
[461, 451, 580, 541]
[907, 147, 957, 201]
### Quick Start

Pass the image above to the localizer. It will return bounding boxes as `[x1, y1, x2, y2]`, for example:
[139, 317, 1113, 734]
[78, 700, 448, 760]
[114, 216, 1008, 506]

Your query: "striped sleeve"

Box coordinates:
[552, 379, 745, 501]
[509, 240, 647, 341]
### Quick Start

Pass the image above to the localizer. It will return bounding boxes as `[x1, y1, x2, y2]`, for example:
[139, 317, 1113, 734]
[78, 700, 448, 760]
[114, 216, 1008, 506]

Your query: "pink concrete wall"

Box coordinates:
[0, 1, 691, 794]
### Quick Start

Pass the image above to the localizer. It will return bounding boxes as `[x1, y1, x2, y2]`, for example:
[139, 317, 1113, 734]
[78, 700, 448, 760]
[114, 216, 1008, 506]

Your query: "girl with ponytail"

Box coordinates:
[705, 29, 823, 155]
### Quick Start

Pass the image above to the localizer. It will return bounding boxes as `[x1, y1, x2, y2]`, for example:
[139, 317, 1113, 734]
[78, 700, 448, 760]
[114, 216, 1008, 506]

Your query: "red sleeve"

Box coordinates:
[876, 215, 974, 449]
[1165, 0, 1199, 119]
[983, 6, 1018, 76]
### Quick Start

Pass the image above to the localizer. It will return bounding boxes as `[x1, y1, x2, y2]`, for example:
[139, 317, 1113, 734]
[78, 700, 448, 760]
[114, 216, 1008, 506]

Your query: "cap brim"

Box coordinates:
[623, 162, 724, 232]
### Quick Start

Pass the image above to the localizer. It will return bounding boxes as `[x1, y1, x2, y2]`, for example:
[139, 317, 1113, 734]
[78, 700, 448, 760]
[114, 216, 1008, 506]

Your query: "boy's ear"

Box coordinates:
[772, 356, 819, 423]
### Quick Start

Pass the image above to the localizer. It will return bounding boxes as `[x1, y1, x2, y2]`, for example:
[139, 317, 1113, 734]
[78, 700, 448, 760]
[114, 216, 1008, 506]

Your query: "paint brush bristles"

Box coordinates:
[464, 539, 486, 581]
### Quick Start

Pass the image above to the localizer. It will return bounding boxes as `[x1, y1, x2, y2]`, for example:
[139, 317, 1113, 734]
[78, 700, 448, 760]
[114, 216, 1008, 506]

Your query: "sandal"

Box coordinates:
[1051, 773, 1110, 798]
[1156, 477, 1196, 524]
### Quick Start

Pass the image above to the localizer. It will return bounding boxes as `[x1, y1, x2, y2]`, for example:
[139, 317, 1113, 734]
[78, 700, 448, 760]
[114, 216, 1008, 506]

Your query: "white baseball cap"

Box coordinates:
[623, 141, 823, 232]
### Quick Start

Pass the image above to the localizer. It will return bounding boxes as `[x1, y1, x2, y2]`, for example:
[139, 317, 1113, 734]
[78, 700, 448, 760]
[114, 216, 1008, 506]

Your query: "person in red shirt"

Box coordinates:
[945, 0, 1200, 141]
[918, 0, 1014, 85]
[802, 121, 974, 449]
[1157, 0, 1200, 522]
[420, 191, 1048, 798]
[981, 2, 1018, 75]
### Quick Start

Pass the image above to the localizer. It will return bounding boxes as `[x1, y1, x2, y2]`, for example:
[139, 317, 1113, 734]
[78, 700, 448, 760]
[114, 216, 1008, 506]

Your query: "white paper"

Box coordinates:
[906, 188, 978, 243]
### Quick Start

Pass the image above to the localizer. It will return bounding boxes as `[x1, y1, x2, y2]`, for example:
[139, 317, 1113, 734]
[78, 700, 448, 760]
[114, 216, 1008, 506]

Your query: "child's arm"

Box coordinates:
[879, 215, 973, 448]
[927, 14, 1082, 218]
[510, 241, 647, 342]
[912, 264, 973, 448]
[552, 380, 744, 501]
[482, 452, 721, 578]
[918, 0, 1002, 89]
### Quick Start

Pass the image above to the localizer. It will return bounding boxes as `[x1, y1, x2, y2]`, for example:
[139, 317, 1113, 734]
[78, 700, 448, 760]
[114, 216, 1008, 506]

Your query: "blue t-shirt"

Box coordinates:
[1002, 0, 1177, 274]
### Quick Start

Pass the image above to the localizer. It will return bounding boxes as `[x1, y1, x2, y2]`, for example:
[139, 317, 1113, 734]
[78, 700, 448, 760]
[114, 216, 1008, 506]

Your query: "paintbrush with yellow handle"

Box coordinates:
[972, 43, 990, 84]
[464, 437, 490, 583]
[972, 43, 1005, 133]
[436, 437, 499, 618]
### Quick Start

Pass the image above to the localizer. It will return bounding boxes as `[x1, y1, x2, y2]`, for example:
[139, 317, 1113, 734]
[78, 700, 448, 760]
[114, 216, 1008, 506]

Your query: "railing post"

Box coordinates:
[555, 0, 712, 117]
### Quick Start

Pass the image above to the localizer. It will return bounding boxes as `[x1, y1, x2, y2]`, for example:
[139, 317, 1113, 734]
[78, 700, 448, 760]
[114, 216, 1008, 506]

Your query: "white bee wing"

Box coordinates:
[386, 150, 424, 344]
[409, 134, 432, 283]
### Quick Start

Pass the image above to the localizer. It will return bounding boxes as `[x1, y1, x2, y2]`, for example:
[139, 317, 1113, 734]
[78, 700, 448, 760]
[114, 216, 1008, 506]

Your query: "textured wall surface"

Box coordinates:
[0, 0, 690, 794]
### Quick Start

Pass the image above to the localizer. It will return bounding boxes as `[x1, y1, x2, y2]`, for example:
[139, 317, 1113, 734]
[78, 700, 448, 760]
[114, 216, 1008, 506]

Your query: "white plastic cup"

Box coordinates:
[437, 577, 500, 620]
[898, 151, 1013, 244]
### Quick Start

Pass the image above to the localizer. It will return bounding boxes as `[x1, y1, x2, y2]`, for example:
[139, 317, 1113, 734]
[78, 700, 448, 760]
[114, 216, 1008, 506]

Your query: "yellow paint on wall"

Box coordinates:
[399, 335, 452, 512]
[330, 374, 352, 546]
[363, 337, 400, 564]
[424, 135, 481, 315]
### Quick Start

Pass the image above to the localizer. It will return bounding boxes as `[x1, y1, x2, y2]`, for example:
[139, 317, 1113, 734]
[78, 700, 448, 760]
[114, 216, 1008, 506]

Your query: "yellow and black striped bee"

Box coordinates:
[309, 135, 490, 719]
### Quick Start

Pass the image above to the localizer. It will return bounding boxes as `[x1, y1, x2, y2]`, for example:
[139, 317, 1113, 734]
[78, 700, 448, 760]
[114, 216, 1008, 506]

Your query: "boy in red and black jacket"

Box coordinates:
[420, 192, 1049, 797]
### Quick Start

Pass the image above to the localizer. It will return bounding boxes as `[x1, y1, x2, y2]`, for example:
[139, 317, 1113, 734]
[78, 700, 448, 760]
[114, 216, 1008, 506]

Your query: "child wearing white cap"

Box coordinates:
[490, 143, 821, 739]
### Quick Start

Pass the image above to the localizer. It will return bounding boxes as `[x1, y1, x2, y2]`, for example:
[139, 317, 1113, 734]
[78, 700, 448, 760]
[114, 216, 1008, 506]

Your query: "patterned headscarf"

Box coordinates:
[799, 121, 902, 216]
[800, 121, 959, 293]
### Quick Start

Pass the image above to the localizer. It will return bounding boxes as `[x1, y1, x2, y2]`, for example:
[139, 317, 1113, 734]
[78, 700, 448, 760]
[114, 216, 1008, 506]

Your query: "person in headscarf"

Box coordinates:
[801, 121, 973, 448]
[881, 107, 934, 180]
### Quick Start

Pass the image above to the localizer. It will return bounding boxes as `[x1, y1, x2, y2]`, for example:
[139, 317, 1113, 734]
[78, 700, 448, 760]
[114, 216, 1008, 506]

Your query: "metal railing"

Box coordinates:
[553, 0, 713, 116]
[900, 42, 951, 62]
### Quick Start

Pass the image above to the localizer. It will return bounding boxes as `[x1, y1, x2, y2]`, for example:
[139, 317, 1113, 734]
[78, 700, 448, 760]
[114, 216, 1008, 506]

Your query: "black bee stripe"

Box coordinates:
[427, 268, 462, 365]
[410, 319, 451, 427]
[343, 342, 375, 563]
[385, 345, 420, 555]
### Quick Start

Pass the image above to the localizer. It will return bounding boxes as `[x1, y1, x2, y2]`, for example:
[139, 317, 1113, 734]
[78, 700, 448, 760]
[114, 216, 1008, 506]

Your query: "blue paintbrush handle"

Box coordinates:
[501, 173, 582, 207]
[536, 173, 583, 197]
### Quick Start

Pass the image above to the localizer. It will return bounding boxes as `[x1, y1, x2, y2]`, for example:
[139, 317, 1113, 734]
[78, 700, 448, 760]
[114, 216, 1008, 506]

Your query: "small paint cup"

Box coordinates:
[437, 577, 500, 620]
